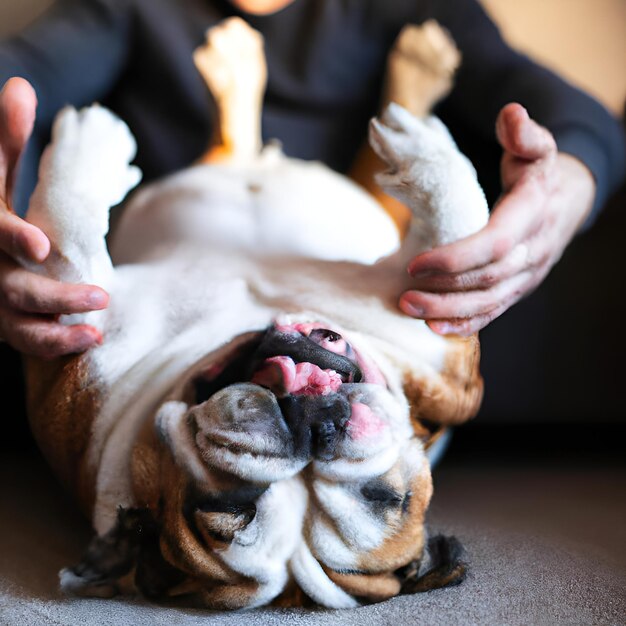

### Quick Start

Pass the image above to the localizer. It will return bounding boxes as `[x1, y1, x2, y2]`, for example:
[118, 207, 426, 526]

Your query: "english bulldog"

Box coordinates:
[23, 18, 488, 609]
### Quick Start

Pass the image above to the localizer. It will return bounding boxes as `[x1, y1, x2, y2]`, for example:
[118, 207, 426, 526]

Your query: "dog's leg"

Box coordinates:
[341, 24, 487, 431]
[350, 21, 461, 234]
[25, 105, 141, 290]
[369, 104, 489, 257]
[194, 17, 267, 163]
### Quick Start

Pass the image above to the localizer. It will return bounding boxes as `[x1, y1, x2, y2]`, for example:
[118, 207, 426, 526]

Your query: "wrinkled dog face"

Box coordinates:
[62, 322, 464, 608]
[140, 322, 448, 605]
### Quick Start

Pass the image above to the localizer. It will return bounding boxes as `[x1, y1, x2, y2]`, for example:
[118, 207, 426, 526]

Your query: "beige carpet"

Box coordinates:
[2, 452, 624, 626]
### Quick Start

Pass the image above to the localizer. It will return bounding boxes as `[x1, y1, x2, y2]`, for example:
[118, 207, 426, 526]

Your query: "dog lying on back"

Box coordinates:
[23, 19, 488, 609]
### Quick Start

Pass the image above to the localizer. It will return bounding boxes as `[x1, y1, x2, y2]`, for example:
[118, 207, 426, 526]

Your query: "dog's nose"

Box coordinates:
[278, 394, 350, 460]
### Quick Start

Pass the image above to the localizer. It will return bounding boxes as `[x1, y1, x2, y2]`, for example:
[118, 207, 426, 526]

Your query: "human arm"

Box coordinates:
[401, 0, 626, 335]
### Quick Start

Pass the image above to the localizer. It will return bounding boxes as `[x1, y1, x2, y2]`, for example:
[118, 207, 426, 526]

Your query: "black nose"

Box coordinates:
[278, 394, 350, 460]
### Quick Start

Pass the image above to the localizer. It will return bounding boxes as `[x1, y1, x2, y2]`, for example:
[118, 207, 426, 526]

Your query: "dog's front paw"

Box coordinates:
[44, 105, 141, 209]
[369, 103, 489, 243]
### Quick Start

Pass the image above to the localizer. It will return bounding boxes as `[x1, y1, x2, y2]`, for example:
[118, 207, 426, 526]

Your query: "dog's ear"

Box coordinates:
[59, 507, 184, 599]
[397, 534, 467, 594]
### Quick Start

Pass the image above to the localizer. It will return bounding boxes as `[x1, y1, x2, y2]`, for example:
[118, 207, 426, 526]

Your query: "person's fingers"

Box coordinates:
[0, 254, 109, 314]
[0, 307, 102, 359]
[408, 176, 547, 277]
[495, 103, 557, 162]
[409, 242, 531, 293]
[0, 210, 50, 262]
[0, 78, 38, 202]
[400, 270, 533, 321]
[418, 263, 549, 337]
[425, 302, 511, 337]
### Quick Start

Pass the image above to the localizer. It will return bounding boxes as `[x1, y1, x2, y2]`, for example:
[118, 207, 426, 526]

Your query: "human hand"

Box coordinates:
[0, 77, 108, 358]
[399, 102, 596, 336]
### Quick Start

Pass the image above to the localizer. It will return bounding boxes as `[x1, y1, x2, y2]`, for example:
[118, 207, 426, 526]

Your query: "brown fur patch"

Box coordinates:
[130, 419, 163, 513]
[404, 334, 483, 427]
[196, 580, 261, 610]
[323, 566, 401, 602]
[358, 460, 433, 573]
[158, 455, 238, 583]
[24, 354, 102, 515]
[154, 452, 263, 608]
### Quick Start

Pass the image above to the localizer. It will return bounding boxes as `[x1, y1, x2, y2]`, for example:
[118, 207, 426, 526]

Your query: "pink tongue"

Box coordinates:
[252, 356, 342, 396]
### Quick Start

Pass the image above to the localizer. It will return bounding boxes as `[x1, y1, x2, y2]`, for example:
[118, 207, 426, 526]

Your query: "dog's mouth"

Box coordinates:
[191, 323, 386, 405]
[170, 322, 400, 469]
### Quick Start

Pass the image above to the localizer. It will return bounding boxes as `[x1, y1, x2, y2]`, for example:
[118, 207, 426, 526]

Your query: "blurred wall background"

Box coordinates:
[0, 0, 55, 37]
[481, 0, 626, 116]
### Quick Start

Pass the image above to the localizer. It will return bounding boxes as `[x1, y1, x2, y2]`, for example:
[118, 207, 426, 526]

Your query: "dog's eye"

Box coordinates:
[360, 480, 403, 508]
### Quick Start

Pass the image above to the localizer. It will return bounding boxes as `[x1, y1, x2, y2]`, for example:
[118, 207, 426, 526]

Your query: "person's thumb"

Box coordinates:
[496, 103, 556, 162]
[0, 77, 38, 206]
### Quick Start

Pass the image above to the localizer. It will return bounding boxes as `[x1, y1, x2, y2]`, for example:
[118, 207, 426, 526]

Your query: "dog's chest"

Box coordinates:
[89, 147, 453, 396]
[110, 148, 400, 266]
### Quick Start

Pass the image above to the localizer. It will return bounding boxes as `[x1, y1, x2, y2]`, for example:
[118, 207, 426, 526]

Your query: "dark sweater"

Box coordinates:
[1, 0, 624, 221]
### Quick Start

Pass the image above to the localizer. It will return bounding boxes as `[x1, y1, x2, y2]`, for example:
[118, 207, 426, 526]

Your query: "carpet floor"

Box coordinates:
[1, 453, 624, 626]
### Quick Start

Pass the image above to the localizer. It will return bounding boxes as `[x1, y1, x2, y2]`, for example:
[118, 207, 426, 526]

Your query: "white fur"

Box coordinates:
[112, 145, 399, 266]
[370, 103, 489, 253]
[27, 106, 140, 290]
[155, 401, 214, 485]
[311, 480, 388, 554]
[220, 478, 308, 607]
[290, 542, 360, 609]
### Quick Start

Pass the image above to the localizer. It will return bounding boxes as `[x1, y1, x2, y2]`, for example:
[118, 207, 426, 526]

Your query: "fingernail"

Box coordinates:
[87, 291, 109, 308]
[516, 105, 529, 120]
[430, 322, 469, 336]
[402, 299, 425, 317]
[75, 333, 98, 351]
[431, 322, 453, 334]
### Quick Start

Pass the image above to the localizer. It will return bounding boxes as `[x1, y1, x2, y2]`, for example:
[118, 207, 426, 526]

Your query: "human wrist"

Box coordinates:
[555, 152, 596, 232]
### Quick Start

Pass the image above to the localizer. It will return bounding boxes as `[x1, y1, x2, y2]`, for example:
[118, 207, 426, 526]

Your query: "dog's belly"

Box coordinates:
[110, 147, 400, 266]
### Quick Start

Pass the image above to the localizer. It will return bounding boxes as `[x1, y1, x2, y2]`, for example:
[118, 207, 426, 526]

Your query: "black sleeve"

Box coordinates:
[0, 0, 133, 213]
[426, 0, 626, 227]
